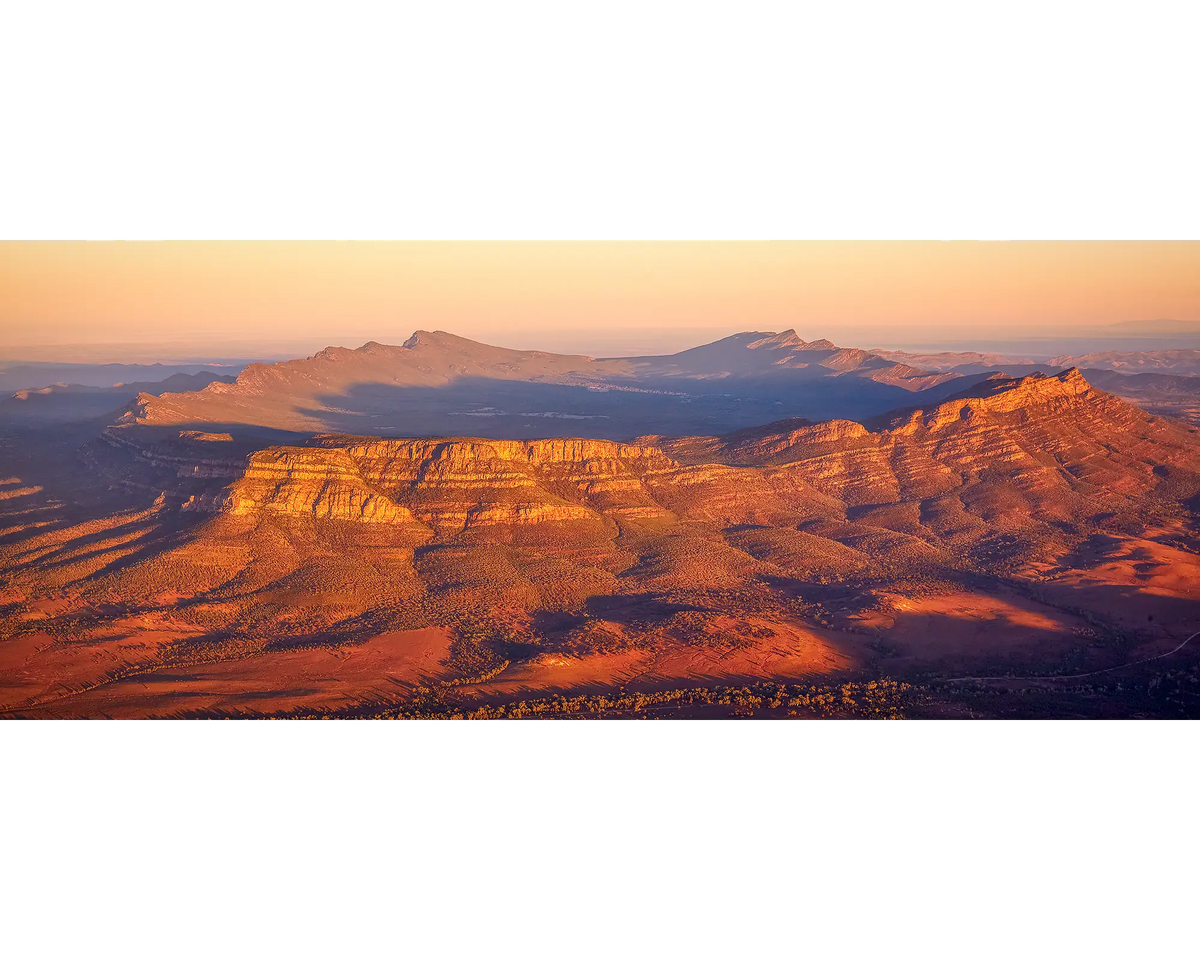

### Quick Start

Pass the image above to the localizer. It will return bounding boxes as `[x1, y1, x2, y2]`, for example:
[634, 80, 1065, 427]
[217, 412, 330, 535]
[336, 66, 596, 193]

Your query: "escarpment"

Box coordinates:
[100, 369, 1200, 541]
[660, 370, 1200, 511]
[99, 425, 251, 479]
[213, 449, 422, 525]
[190, 437, 693, 531]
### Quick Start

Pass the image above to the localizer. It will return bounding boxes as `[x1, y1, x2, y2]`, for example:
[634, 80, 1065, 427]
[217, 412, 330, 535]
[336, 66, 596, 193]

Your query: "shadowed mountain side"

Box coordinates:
[121, 373, 984, 441]
[620, 330, 958, 388]
[652, 370, 1200, 513]
[1073, 370, 1200, 427]
[1080, 369, 1200, 397]
[82, 422, 305, 510]
[1, 371, 237, 425]
[126, 330, 971, 439]
[947, 363, 1063, 377]
[260, 377, 977, 440]
[4, 368, 1200, 718]
[0, 361, 251, 394]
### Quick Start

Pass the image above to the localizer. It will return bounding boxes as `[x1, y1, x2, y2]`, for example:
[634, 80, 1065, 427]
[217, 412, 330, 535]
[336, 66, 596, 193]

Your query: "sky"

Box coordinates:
[2, 242, 1199, 361]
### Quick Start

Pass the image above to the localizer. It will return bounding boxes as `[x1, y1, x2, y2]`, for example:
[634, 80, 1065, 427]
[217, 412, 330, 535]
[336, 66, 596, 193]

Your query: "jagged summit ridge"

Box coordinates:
[746, 329, 804, 349]
[880, 367, 1094, 432]
[654, 366, 1200, 512]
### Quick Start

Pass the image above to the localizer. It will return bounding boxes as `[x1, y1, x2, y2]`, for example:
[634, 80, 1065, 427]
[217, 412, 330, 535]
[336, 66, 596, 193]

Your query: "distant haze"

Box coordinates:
[2, 242, 1199, 362]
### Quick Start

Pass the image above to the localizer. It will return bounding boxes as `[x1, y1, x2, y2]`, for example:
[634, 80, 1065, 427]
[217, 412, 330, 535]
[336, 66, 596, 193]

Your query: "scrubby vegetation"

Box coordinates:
[3, 363, 1200, 721]
[228, 678, 919, 720]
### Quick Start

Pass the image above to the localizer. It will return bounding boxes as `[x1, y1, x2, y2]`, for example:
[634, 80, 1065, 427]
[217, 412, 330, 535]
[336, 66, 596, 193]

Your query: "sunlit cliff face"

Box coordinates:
[102, 366, 1199, 536]
[3, 246, 1200, 718]
[5, 347, 1200, 717]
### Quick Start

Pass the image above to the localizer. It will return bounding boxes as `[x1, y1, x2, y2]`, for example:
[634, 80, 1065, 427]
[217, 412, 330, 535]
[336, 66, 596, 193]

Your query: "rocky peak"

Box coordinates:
[401, 330, 471, 350]
[882, 367, 1098, 434]
[747, 329, 805, 350]
[311, 346, 357, 362]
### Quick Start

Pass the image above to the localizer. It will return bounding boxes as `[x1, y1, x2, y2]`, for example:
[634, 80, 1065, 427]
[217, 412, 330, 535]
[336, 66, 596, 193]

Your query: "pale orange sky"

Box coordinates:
[2, 242, 1199, 360]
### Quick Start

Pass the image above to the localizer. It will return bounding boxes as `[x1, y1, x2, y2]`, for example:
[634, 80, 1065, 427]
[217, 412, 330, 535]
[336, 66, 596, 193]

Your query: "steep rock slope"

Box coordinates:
[6, 371, 1200, 718]
[210, 448, 423, 525]
[189, 437, 683, 532]
[164, 370, 1200, 560]
[657, 369, 1200, 517]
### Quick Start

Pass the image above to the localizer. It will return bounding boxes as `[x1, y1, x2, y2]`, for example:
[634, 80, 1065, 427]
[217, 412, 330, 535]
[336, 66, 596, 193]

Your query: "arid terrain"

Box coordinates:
[3, 332, 1200, 719]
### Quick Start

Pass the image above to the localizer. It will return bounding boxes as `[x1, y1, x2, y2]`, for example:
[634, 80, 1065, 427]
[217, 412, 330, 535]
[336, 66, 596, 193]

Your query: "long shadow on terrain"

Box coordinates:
[584, 593, 710, 624]
[2, 508, 207, 579]
[7, 515, 162, 564]
[286, 376, 938, 441]
[1042, 533, 1128, 575]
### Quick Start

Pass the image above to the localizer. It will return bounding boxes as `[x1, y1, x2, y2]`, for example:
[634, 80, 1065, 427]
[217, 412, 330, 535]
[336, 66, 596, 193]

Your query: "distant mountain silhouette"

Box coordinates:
[1048, 348, 1200, 376]
[1, 371, 237, 425]
[0, 361, 249, 394]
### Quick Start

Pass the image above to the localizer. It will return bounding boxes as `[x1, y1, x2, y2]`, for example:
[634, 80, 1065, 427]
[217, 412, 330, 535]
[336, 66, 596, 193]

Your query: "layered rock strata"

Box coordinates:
[125, 370, 1200, 535]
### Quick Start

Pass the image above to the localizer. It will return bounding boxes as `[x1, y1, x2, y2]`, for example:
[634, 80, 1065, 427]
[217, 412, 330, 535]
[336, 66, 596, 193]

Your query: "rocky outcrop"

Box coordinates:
[217, 449, 421, 524]
[179, 492, 231, 514]
[193, 437, 686, 530]
[320, 436, 674, 467]
[99, 426, 250, 479]
[663, 369, 1200, 510]
[459, 502, 598, 527]
[885, 368, 1094, 433]
[102, 369, 1200, 537]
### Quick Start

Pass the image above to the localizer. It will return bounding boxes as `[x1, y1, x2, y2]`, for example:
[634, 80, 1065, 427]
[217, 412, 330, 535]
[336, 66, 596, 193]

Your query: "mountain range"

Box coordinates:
[0, 371, 237, 425]
[122, 330, 978, 440]
[1, 330, 1199, 718]
[0, 360, 248, 393]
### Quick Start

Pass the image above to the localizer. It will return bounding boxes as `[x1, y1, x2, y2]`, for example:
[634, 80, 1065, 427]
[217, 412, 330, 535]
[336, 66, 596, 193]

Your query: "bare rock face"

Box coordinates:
[205, 437, 683, 531]
[886, 367, 1093, 431]
[180, 492, 230, 513]
[222, 449, 421, 525]
[328, 438, 666, 527]
[103, 369, 1200, 545]
[458, 502, 599, 527]
[661, 369, 1200, 513]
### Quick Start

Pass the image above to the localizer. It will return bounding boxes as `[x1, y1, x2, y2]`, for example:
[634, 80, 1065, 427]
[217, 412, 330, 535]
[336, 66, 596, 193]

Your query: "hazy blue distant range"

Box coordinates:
[869, 336, 1200, 360]
[0, 361, 253, 394]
